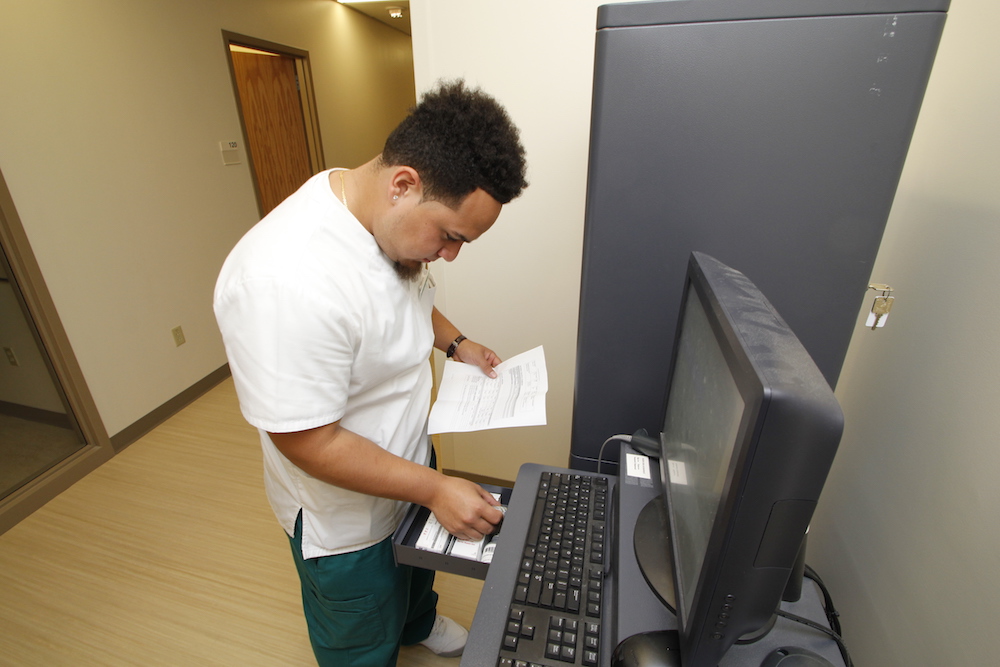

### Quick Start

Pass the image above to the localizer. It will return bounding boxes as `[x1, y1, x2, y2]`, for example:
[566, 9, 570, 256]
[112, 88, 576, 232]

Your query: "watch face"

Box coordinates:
[448, 336, 466, 358]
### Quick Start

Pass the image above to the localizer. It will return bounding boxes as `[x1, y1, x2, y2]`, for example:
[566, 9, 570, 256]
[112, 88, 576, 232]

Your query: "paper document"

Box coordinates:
[428, 345, 548, 434]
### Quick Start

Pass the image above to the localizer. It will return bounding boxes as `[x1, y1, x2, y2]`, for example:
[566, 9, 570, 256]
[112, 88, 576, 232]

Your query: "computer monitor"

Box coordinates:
[626, 252, 844, 667]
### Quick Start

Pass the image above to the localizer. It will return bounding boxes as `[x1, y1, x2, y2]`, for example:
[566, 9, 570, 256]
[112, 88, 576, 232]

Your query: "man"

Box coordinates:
[214, 80, 528, 666]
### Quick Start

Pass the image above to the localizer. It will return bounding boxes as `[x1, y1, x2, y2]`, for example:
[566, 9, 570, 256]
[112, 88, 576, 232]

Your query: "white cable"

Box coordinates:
[596, 434, 633, 475]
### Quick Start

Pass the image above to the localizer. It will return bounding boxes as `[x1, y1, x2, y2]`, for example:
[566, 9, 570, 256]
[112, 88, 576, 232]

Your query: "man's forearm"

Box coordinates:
[269, 423, 441, 507]
[268, 422, 503, 540]
[432, 306, 463, 353]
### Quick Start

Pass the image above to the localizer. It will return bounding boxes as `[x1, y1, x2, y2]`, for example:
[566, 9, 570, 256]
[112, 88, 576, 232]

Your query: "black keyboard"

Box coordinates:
[496, 471, 610, 666]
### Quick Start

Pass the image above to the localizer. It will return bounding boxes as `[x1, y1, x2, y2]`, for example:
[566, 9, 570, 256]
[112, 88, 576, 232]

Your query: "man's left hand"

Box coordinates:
[452, 339, 501, 378]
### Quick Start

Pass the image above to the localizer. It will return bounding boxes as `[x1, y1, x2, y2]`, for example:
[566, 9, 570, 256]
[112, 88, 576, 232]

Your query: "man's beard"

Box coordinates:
[393, 260, 423, 282]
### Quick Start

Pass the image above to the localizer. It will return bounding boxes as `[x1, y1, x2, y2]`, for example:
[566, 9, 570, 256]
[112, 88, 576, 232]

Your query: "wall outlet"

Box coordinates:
[3, 347, 18, 366]
[171, 326, 186, 347]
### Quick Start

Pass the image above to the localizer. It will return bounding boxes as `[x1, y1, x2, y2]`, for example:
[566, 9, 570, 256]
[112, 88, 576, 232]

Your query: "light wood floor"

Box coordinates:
[0, 378, 484, 666]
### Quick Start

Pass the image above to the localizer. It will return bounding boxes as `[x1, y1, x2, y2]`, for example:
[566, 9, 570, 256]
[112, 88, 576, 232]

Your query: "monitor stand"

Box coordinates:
[632, 495, 677, 612]
[612, 497, 682, 667]
[615, 497, 784, 667]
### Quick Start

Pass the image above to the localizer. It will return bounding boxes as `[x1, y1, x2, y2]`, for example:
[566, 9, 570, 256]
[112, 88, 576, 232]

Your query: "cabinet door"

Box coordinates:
[572, 10, 946, 469]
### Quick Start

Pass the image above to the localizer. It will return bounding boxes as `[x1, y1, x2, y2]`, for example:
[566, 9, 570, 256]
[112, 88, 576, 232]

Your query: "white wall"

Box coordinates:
[809, 1, 1000, 663]
[412, 0, 609, 478]
[414, 0, 1000, 664]
[0, 0, 413, 437]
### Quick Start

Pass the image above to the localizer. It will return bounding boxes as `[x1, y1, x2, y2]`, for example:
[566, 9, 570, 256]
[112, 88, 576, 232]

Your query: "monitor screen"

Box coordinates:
[661, 282, 745, 623]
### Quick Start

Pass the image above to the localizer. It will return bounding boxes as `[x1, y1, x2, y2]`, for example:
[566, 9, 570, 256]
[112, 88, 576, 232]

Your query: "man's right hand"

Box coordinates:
[428, 475, 505, 542]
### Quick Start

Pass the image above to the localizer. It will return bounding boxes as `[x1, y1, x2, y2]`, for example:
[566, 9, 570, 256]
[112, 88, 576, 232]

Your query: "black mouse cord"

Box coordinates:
[775, 609, 854, 667]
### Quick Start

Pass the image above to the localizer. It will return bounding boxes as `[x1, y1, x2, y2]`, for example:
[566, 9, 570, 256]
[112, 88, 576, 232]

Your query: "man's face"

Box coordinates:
[376, 188, 502, 280]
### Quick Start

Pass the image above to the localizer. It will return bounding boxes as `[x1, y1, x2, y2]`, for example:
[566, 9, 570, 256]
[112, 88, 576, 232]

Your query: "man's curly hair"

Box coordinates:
[379, 80, 528, 206]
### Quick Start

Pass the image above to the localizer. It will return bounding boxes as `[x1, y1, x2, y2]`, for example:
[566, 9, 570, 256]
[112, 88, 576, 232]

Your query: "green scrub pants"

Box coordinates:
[289, 511, 438, 667]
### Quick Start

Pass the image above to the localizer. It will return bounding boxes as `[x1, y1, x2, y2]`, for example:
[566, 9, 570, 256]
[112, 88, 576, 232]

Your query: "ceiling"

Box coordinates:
[341, 1, 411, 36]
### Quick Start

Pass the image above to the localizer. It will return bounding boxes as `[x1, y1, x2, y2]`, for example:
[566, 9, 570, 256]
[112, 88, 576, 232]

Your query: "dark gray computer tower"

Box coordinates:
[571, 0, 948, 471]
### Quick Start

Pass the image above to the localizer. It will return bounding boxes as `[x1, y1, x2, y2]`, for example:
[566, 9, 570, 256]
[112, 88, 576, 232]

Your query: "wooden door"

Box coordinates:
[230, 50, 313, 215]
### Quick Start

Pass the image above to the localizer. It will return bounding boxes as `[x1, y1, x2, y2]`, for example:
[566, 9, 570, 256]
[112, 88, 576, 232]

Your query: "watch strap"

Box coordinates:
[446, 335, 467, 358]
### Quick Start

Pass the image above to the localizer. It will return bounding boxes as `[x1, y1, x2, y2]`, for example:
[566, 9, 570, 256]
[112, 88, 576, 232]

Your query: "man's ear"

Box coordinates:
[387, 166, 422, 201]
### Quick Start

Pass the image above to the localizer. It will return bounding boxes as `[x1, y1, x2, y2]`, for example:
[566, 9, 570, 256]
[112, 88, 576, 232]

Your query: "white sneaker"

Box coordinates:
[419, 614, 468, 658]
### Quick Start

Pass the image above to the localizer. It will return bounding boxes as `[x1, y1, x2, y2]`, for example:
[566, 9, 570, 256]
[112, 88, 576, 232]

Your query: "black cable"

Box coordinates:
[803, 564, 842, 636]
[775, 609, 854, 667]
[779, 564, 852, 667]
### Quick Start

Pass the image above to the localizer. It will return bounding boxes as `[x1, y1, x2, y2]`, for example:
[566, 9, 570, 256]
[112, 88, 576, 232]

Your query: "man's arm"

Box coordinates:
[268, 422, 503, 541]
[432, 306, 501, 378]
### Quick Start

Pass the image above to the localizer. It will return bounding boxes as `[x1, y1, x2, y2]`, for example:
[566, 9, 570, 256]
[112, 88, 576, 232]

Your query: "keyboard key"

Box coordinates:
[541, 581, 555, 607]
[568, 588, 581, 613]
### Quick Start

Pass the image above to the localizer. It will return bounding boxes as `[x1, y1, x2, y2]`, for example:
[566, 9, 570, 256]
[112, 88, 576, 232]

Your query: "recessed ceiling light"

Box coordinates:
[388, 7, 403, 18]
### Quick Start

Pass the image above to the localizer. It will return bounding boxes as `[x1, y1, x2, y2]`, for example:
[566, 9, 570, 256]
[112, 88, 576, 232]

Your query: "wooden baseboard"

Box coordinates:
[0, 400, 73, 429]
[441, 469, 515, 489]
[109, 365, 231, 452]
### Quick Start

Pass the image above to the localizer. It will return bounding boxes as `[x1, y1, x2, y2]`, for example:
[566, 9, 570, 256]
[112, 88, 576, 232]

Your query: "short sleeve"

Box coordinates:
[215, 275, 357, 433]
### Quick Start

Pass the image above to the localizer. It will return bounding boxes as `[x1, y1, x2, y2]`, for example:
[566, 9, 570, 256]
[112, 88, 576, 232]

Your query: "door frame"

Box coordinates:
[222, 31, 325, 217]
[0, 167, 113, 535]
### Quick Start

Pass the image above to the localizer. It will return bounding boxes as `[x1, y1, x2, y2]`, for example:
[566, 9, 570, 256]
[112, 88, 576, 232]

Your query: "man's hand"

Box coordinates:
[427, 475, 504, 541]
[452, 339, 502, 379]
[431, 307, 501, 378]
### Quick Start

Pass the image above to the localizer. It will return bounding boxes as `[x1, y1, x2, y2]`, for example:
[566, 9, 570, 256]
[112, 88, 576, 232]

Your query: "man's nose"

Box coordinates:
[439, 240, 463, 262]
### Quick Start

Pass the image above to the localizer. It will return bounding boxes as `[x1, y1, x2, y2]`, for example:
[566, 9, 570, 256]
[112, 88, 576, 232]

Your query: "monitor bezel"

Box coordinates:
[657, 252, 844, 667]
[660, 273, 768, 634]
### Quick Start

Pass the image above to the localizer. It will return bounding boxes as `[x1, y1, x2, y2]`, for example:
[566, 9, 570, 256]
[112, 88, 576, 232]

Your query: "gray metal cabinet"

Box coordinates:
[571, 0, 948, 470]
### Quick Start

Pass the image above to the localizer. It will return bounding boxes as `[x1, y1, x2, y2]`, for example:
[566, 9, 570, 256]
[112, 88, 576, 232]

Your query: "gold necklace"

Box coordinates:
[339, 170, 348, 207]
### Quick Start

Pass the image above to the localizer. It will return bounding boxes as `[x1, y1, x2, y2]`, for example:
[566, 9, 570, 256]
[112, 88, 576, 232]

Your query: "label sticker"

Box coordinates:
[668, 459, 689, 486]
[625, 452, 651, 480]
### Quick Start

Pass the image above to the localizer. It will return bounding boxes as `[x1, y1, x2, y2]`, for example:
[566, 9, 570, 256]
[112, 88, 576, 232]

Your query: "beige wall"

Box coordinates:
[0, 0, 413, 437]
[322, 8, 417, 168]
[414, 0, 999, 664]
[412, 0, 605, 477]
[808, 2, 1000, 663]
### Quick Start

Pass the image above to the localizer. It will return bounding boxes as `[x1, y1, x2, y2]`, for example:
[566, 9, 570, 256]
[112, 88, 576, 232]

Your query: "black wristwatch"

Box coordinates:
[446, 335, 467, 358]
